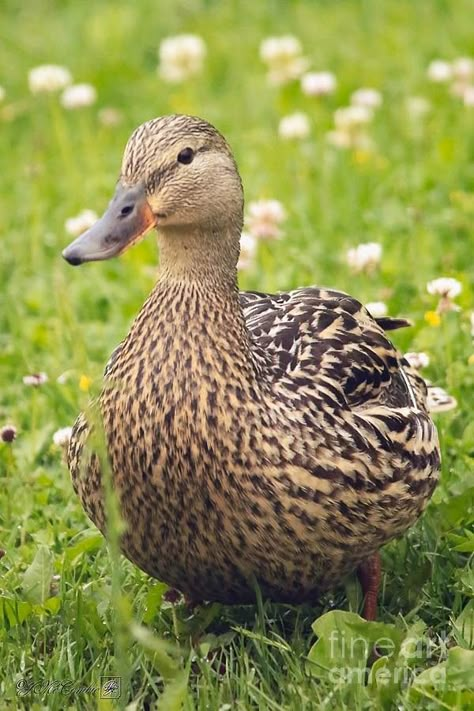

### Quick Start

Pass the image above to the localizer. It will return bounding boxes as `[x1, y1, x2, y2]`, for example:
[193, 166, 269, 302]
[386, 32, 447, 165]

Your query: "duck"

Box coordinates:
[63, 114, 448, 620]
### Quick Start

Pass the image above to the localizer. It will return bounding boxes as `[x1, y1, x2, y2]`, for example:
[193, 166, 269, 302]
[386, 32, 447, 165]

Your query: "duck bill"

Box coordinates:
[62, 183, 156, 266]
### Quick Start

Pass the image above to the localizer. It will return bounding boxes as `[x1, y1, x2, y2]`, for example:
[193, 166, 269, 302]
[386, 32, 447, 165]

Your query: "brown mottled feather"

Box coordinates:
[67, 116, 441, 604]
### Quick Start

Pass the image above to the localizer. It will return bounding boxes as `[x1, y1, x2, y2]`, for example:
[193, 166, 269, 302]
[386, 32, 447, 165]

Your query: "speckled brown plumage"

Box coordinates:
[66, 115, 442, 604]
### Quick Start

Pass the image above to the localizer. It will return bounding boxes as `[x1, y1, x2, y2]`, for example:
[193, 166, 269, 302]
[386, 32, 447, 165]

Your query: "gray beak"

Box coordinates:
[62, 183, 156, 266]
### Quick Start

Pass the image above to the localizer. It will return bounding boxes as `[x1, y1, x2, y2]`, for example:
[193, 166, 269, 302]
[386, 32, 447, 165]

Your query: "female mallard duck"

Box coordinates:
[63, 114, 448, 619]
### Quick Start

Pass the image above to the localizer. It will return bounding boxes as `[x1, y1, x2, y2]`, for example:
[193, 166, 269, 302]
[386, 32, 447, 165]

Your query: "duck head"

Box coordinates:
[62, 115, 244, 267]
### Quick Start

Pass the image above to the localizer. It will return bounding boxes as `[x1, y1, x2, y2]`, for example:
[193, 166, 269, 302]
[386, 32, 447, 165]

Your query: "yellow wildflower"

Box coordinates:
[424, 310, 441, 327]
[79, 374, 92, 392]
[353, 149, 371, 165]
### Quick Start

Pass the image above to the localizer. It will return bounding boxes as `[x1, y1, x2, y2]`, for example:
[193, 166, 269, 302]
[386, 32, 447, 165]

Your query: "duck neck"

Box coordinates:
[150, 225, 257, 377]
[157, 224, 240, 289]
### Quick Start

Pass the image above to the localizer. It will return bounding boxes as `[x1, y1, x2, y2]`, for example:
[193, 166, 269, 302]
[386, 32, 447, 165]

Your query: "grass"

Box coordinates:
[1, 0, 474, 708]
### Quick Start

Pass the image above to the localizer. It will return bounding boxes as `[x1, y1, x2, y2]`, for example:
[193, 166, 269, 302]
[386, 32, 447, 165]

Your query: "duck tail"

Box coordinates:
[376, 316, 457, 414]
[375, 314, 457, 413]
[375, 317, 412, 331]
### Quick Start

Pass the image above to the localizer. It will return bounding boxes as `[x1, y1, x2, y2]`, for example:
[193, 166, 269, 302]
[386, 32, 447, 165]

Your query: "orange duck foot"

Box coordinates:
[357, 552, 382, 620]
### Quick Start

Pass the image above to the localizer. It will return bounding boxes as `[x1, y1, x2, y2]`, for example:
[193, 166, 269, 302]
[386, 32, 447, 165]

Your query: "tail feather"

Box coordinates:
[376, 314, 457, 414]
[376, 317, 412, 331]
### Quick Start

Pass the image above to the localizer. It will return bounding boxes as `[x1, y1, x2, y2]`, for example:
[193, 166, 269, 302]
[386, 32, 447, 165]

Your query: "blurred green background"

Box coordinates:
[1, 0, 473, 708]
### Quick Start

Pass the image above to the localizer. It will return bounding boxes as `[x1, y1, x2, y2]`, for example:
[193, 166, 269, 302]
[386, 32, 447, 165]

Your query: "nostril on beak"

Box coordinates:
[120, 204, 134, 217]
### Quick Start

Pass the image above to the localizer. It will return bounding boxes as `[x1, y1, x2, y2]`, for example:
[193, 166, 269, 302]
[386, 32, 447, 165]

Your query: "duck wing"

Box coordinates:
[240, 286, 425, 412]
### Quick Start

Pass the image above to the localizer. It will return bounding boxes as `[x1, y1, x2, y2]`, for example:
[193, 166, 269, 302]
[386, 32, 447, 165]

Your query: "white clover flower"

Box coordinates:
[260, 35, 303, 64]
[238, 232, 258, 271]
[346, 242, 382, 273]
[405, 96, 431, 118]
[334, 105, 373, 131]
[52, 427, 73, 447]
[365, 301, 388, 318]
[60, 83, 97, 109]
[301, 71, 336, 97]
[450, 61, 474, 97]
[158, 34, 206, 83]
[29, 65, 72, 94]
[328, 104, 374, 151]
[326, 129, 373, 151]
[98, 107, 123, 126]
[427, 277, 462, 313]
[278, 112, 310, 140]
[0, 86, 5, 102]
[427, 59, 452, 82]
[427, 277, 462, 300]
[259, 36, 309, 86]
[463, 86, 474, 106]
[326, 130, 352, 149]
[404, 352, 430, 370]
[23, 372, 48, 386]
[351, 88, 382, 109]
[65, 209, 98, 237]
[450, 79, 469, 98]
[56, 372, 71, 384]
[246, 199, 287, 240]
[452, 57, 474, 81]
[260, 35, 301, 63]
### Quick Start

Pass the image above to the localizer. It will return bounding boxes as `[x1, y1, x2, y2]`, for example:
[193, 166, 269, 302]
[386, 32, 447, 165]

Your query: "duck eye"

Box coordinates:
[177, 147, 194, 165]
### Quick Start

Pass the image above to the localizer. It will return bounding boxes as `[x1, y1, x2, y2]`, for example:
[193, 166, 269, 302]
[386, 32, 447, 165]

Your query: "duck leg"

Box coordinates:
[163, 589, 202, 612]
[357, 552, 381, 620]
[183, 593, 202, 612]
